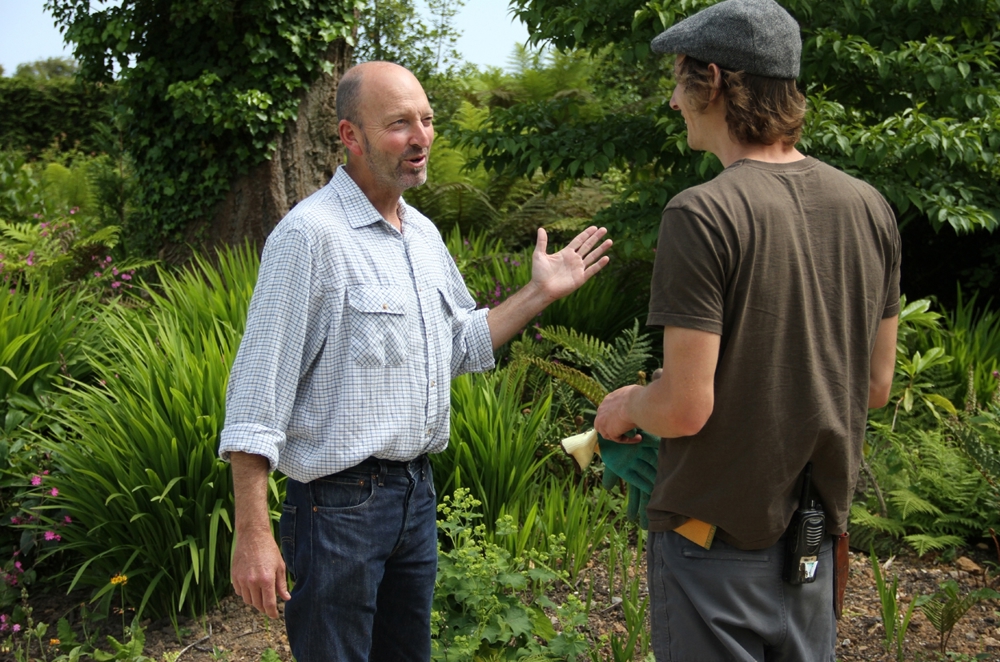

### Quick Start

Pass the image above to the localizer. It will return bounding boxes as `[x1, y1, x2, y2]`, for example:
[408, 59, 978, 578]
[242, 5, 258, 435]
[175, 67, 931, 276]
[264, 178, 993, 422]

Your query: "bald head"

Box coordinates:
[336, 61, 421, 126]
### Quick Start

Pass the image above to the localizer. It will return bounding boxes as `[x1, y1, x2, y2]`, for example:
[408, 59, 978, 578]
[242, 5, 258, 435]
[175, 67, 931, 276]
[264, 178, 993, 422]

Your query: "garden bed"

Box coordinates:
[16, 546, 1000, 661]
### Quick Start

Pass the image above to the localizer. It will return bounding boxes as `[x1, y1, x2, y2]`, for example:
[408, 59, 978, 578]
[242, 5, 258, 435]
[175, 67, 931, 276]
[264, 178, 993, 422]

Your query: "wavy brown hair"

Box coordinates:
[674, 56, 806, 147]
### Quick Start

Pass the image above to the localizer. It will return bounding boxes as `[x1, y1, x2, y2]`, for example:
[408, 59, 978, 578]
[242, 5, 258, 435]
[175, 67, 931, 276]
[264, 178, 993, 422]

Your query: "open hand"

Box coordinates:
[531, 226, 612, 301]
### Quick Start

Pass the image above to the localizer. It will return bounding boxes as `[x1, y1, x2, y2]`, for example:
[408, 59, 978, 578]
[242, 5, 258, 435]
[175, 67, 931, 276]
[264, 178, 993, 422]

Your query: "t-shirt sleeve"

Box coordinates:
[878, 195, 902, 319]
[647, 206, 729, 335]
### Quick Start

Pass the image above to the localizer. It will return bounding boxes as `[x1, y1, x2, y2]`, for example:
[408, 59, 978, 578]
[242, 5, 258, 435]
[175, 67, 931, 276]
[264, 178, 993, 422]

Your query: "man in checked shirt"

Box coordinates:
[218, 61, 613, 661]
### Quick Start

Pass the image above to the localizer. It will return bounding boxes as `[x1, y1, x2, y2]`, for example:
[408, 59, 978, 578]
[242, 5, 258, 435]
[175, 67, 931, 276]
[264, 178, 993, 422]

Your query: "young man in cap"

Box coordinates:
[594, 0, 900, 658]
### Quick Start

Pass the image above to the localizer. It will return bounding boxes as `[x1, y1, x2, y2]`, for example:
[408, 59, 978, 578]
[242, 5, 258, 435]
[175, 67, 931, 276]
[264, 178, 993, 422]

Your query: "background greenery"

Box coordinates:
[0, 0, 999, 659]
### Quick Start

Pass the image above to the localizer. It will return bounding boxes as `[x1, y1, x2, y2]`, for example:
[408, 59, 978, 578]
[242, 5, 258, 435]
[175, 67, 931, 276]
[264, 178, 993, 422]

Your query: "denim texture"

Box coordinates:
[648, 530, 836, 661]
[281, 455, 437, 661]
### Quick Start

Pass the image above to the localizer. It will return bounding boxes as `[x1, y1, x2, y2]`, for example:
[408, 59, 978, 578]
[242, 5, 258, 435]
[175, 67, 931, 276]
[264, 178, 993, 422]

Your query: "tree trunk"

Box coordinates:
[198, 39, 353, 255]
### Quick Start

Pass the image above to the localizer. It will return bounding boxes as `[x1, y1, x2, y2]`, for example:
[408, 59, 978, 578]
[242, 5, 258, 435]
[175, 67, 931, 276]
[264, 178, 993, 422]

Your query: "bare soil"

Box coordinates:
[16, 545, 1000, 661]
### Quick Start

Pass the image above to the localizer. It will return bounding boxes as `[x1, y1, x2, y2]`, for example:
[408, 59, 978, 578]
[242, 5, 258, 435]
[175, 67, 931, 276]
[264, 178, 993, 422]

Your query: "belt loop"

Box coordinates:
[378, 461, 387, 487]
[420, 455, 427, 481]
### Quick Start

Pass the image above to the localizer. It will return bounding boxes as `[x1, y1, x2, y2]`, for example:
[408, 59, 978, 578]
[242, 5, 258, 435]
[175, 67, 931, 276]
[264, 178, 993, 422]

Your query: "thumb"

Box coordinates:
[277, 565, 291, 601]
[535, 227, 548, 255]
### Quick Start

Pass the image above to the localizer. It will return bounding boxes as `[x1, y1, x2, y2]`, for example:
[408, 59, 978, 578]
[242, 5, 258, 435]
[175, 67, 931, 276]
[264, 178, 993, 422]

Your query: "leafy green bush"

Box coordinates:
[432, 488, 589, 661]
[38, 247, 260, 620]
[0, 77, 110, 156]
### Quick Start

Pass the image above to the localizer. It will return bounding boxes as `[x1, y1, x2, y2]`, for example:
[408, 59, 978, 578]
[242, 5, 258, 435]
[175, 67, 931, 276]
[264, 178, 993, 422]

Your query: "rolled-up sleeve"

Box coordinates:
[443, 254, 495, 378]
[219, 228, 323, 470]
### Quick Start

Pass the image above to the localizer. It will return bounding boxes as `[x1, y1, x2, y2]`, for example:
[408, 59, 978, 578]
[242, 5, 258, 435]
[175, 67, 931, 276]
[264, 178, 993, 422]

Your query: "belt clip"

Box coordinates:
[377, 462, 387, 487]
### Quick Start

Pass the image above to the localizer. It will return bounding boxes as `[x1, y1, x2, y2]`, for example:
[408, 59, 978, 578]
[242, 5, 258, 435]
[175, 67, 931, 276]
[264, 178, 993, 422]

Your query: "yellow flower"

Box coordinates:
[50, 638, 60, 646]
[110, 573, 128, 586]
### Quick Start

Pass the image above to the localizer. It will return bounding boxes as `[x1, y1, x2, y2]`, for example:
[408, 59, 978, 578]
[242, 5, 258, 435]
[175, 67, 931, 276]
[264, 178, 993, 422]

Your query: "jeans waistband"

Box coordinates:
[352, 454, 428, 474]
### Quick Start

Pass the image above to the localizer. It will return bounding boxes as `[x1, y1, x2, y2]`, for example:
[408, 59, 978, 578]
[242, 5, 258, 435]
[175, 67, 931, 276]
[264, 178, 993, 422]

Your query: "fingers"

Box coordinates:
[583, 255, 611, 279]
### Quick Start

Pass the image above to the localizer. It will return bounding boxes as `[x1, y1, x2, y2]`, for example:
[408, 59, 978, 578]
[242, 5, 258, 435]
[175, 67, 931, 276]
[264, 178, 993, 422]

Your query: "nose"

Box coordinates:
[669, 87, 681, 111]
[411, 122, 433, 149]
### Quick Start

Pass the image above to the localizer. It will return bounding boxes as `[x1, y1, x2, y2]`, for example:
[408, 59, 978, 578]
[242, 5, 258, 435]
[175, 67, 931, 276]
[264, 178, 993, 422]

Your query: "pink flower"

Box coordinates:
[64, 516, 72, 524]
[30, 475, 41, 486]
[94, 271, 102, 278]
[12, 623, 20, 632]
[9, 516, 19, 524]
[14, 562, 22, 572]
[44, 531, 60, 541]
[111, 281, 121, 289]
[105, 256, 112, 263]
[121, 273, 132, 281]
[70, 207, 79, 215]
[49, 487, 58, 497]
[39, 222, 48, 229]
[112, 268, 119, 276]
[25, 251, 34, 267]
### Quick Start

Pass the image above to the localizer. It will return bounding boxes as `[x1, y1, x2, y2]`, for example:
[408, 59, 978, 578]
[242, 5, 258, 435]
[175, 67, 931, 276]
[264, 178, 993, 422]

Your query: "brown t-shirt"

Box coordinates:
[647, 157, 901, 550]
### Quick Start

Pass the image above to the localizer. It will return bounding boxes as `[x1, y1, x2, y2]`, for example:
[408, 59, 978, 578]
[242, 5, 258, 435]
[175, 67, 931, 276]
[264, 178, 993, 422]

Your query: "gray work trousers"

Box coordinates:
[647, 530, 836, 661]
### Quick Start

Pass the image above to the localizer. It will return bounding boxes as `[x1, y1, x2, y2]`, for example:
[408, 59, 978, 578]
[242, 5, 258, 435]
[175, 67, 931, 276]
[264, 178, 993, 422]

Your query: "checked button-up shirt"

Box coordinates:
[219, 166, 495, 482]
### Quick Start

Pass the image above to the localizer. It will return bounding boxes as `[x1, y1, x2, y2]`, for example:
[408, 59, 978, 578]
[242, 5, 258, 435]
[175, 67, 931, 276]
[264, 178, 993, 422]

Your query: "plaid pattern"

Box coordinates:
[219, 167, 495, 482]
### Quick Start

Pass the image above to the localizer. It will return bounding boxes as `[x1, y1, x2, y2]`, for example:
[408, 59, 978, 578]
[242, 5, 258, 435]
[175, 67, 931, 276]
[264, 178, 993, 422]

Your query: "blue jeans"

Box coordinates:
[648, 531, 836, 661]
[280, 456, 438, 662]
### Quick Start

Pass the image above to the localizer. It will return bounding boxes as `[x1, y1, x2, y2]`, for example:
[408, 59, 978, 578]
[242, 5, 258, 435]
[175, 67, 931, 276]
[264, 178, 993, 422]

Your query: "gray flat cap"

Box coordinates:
[651, 0, 801, 79]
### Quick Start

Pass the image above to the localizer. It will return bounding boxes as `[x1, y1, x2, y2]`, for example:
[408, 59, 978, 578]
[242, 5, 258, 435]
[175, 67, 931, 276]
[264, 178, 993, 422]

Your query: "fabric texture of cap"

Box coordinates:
[650, 0, 801, 79]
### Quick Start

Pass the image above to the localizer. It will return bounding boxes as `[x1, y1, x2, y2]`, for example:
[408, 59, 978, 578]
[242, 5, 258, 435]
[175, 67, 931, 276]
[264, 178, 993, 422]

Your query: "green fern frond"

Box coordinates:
[539, 326, 611, 367]
[850, 503, 907, 536]
[903, 533, 966, 556]
[888, 489, 944, 519]
[518, 356, 607, 406]
[593, 319, 653, 392]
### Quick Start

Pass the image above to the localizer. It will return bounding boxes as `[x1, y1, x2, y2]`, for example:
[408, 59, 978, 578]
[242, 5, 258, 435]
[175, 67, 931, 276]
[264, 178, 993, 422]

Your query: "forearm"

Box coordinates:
[486, 280, 554, 350]
[230, 451, 273, 535]
[623, 377, 714, 439]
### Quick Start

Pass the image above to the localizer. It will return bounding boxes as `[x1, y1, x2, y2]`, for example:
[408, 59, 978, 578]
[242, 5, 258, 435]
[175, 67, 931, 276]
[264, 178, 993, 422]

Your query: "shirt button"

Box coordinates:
[382, 303, 388, 310]
[426, 429, 432, 436]
[430, 380, 436, 387]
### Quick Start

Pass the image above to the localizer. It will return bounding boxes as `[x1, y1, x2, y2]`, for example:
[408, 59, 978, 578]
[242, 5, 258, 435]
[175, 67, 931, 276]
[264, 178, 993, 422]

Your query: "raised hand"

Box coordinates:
[530, 226, 612, 301]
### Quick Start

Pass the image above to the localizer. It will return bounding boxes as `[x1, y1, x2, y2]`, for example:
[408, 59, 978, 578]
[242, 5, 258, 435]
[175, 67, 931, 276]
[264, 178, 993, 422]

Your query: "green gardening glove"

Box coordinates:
[597, 433, 659, 495]
[626, 483, 651, 530]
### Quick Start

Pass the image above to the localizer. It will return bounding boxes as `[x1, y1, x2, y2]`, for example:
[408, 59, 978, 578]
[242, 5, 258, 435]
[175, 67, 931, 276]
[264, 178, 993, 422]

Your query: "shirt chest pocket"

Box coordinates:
[347, 285, 409, 368]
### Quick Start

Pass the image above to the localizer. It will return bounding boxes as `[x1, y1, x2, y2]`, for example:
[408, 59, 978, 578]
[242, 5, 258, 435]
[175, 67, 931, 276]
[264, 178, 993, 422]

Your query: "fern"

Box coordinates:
[539, 325, 611, 367]
[517, 356, 606, 406]
[850, 503, 907, 537]
[903, 533, 966, 556]
[593, 319, 654, 392]
[888, 489, 944, 519]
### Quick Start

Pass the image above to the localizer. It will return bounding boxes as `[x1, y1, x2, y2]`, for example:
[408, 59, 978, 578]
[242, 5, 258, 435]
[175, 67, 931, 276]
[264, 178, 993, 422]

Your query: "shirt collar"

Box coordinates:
[331, 166, 410, 230]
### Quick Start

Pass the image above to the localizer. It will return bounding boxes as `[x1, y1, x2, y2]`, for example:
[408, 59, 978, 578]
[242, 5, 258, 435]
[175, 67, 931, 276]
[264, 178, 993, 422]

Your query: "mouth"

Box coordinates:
[403, 152, 428, 169]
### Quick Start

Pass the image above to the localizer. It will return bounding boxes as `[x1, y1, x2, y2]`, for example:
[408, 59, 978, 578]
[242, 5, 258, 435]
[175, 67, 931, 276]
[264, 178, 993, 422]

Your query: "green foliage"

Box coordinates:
[915, 290, 1000, 407]
[870, 549, 924, 661]
[12, 58, 79, 82]
[535, 476, 620, 580]
[46, 0, 358, 243]
[0, 282, 98, 425]
[432, 488, 590, 661]
[919, 580, 1000, 654]
[431, 366, 554, 540]
[0, 77, 110, 156]
[469, 0, 1000, 288]
[38, 247, 261, 620]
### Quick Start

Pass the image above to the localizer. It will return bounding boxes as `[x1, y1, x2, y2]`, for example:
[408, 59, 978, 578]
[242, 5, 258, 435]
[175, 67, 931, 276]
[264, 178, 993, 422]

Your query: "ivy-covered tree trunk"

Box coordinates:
[207, 40, 352, 251]
[46, 0, 360, 260]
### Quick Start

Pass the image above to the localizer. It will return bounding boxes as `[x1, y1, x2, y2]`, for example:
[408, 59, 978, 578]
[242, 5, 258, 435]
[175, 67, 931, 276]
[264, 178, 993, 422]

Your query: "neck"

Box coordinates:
[713, 140, 805, 168]
[344, 162, 403, 230]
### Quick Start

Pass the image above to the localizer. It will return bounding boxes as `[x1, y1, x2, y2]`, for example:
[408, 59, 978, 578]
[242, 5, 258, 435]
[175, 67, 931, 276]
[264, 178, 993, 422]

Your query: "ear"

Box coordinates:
[707, 63, 724, 103]
[339, 119, 364, 157]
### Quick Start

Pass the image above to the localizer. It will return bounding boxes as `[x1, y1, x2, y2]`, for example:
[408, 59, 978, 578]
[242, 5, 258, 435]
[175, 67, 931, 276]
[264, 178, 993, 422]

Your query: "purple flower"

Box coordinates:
[25, 251, 34, 267]
[64, 516, 72, 524]
[94, 271, 102, 278]
[111, 281, 121, 289]
[105, 256, 113, 263]
[39, 222, 48, 229]
[44, 531, 60, 541]
[49, 487, 58, 497]
[30, 475, 41, 486]
[13, 623, 20, 632]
